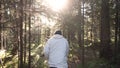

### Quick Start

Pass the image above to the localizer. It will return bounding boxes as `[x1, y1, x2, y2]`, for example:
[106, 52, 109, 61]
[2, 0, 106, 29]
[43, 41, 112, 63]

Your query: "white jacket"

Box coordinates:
[44, 34, 69, 68]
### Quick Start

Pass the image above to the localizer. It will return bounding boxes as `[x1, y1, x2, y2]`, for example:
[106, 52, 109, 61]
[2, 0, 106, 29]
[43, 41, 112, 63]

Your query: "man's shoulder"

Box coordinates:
[62, 37, 68, 41]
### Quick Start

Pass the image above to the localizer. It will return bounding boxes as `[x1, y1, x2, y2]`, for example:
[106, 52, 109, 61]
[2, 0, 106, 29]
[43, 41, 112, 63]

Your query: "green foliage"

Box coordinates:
[30, 44, 47, 68]
[4, 55, 18, 68]
[78, 59, 115, 68]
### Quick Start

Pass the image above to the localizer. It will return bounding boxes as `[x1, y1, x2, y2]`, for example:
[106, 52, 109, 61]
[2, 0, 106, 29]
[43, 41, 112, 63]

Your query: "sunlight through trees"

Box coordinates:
[0, 0, 120, 68]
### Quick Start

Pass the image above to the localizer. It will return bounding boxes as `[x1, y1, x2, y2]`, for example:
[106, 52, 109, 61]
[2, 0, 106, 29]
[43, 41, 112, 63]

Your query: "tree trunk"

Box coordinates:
[28, 14, 31, 68]
[100, 0, 112, 60]
[28, 0, 32, 68]
[115, 0, 120, 67]
[19, 0, 24, 68]
[0, 1, 1, 49]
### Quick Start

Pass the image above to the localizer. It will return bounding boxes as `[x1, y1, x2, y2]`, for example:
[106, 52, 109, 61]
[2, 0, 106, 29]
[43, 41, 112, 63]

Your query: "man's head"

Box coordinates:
[54, 30, 62, 35]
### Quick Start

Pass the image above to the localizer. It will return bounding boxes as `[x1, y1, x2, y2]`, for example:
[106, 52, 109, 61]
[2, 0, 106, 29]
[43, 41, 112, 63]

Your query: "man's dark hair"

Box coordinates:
[54, 30, 62, 35]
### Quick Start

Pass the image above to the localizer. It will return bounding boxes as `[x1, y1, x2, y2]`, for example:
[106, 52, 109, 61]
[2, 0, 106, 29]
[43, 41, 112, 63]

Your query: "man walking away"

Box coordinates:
[44, 30, 69, 68]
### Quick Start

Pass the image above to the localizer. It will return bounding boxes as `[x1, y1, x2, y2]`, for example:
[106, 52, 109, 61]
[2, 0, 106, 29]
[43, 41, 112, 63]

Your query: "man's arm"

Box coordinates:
[66, 40, 69, 56]
[43, 41, 50, 59]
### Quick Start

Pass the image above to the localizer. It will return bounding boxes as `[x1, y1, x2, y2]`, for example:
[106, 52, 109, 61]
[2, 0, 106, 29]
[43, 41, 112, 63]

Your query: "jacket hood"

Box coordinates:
[52, 34, 63, 39]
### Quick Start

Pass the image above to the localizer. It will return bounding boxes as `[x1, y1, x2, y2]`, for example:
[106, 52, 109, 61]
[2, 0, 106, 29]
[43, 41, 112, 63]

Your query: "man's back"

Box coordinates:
[44, 34, 69, 68]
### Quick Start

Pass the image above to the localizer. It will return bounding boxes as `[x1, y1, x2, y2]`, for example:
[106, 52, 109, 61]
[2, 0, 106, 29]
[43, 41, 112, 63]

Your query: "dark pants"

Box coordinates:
[50, 67, 57, 68]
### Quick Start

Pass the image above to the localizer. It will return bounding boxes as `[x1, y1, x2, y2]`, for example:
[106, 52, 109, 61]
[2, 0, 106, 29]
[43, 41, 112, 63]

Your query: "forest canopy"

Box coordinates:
[0, 0, 120, 68]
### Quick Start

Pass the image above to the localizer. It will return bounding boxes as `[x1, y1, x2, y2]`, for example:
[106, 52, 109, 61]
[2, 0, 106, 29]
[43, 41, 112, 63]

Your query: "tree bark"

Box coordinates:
[19, 0, 24, 68]
[115, 0, 120, 67]
[0, 20, 1, 49]
[100, 0, 112, 60]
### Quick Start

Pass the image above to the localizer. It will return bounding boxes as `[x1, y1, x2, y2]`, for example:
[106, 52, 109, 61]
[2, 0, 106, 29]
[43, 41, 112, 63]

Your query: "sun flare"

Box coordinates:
[45, 0, 68, 11]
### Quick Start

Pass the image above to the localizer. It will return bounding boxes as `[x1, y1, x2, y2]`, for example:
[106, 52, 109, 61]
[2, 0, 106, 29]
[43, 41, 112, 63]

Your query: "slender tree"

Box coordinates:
[28, 0, 32, 68]
[0, 0, 2, 49]
[19, 0, 24, 67]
